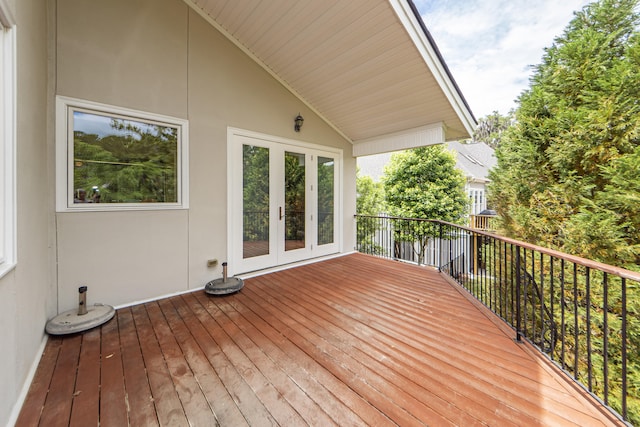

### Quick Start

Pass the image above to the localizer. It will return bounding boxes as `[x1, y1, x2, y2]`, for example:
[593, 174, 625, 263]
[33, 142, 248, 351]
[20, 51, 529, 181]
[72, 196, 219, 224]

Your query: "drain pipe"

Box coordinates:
[222, 262, 228, 283]
[78, 286, 88, 316]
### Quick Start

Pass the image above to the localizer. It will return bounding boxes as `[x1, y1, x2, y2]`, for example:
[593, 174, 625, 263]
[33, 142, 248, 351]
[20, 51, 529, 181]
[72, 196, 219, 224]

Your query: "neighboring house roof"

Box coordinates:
[446, 141, 496, 183]
[357, 141, 496, 183]
[186, 0, 476, 155]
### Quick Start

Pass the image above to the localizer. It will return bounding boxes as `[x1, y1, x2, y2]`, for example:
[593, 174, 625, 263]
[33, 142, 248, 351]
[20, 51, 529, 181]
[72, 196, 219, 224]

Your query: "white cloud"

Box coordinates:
[416, 0, 592, 118]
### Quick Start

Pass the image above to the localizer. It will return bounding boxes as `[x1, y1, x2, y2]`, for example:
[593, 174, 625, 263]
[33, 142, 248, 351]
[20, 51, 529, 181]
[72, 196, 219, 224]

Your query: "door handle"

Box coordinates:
[279, 206, 285, 220]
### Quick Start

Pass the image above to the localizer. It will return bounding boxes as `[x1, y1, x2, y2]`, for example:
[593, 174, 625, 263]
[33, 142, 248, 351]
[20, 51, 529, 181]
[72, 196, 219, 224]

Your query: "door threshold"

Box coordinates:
[238, 251, 355, 280]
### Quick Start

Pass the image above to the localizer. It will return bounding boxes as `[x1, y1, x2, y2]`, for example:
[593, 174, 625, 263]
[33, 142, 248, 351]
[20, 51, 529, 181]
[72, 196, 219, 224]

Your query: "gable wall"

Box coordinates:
[54, 0, 356, 311]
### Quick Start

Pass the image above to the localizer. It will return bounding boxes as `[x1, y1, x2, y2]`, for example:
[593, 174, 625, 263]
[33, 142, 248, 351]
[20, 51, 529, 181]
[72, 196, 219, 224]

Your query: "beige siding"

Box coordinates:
[56, 0, 188, 119]
[54, 0, 355, 312]
[0, 0, 52, 425]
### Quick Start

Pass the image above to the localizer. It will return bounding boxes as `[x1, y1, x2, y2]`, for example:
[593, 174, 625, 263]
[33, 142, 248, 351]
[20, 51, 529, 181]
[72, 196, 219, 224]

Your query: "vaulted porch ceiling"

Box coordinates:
[185, 0, 476, 155]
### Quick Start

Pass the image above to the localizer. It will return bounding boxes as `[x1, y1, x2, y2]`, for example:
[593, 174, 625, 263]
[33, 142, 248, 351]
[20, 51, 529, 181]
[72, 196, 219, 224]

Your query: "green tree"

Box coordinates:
[472, 111, 514, 149]
[382, 145, 468, 264]
[488, 1, 640, 421]
[355, 169, 386, 255]
[356, 169, 385, 215]
[489, 0, 640, 268]
[318, 157, 335, 245]
[73, 118, 178, 203]
[242, 145, 270, 243]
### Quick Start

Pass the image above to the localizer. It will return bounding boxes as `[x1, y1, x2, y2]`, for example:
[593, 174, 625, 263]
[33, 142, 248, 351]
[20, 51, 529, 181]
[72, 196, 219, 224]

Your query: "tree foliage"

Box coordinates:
[74, 119, 178, 203]
[382, 145, 468, 264]
[355, 169, 386, 255]
[356, 168, 385, 215]
[472, 111, 514, 149]
[487, 1, 640, 421]
[489, 0, 640, 269]
[242, 145, 270, 242]
[383, 145, 468, 222]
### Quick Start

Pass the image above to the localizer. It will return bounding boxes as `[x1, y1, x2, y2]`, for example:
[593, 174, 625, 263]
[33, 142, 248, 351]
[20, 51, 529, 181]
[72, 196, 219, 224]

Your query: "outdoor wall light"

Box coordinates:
[294, 114, 304, 132]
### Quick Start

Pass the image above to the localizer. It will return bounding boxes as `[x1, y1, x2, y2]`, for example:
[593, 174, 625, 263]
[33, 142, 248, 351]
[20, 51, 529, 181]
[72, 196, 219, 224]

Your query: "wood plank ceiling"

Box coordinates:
[186, 0, 476, 144]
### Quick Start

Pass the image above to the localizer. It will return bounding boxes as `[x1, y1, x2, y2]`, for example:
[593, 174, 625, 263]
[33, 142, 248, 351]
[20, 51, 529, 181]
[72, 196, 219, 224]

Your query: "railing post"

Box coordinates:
[438, 222, 443, 272]
[622, 277, 628, 420]
[515, 245, 522, 342]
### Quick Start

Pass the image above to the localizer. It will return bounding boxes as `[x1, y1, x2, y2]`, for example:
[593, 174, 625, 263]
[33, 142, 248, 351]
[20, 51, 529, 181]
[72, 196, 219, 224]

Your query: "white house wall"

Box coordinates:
[1, 0, 52, 425]
[54, 0, 355, 312]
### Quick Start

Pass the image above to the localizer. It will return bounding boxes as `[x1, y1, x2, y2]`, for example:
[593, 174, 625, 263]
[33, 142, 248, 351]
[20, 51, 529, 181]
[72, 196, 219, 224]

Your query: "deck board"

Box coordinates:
[131, 303, 189, 427]
[117, 308, 159, 427]
[99, 309, 129, 427]
[39, 334, 81, 427]
[69, 328, 100, 427]
[14, 338, 62, 427]
[16, 253, 625, 426]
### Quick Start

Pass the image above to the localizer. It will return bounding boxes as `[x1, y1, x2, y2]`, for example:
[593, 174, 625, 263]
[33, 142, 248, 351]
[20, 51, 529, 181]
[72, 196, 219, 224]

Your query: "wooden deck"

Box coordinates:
[16, 253, 624, 426]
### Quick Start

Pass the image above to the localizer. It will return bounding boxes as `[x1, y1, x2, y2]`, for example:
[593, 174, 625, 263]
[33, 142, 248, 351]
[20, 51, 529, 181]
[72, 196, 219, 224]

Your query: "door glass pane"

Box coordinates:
[285, 151, 305, 251]
[243, 144, 269, 258]
[318, 156, 334, 245]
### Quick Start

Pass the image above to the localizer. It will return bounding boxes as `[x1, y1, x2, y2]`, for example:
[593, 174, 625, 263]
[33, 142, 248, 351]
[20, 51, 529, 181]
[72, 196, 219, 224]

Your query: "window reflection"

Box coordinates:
[72, 110, 178, 204]
[318, 156, 334, 245]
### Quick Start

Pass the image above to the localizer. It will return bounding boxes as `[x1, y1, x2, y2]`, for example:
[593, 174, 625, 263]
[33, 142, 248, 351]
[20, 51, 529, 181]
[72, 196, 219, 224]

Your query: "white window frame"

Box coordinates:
[56, 96, 189, 212]
[0, 13, 16, 278]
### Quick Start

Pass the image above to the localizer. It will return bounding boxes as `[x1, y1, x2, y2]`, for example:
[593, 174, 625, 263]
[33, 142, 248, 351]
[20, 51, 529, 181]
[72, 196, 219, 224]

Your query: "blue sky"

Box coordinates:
[414, 0, 593, 118]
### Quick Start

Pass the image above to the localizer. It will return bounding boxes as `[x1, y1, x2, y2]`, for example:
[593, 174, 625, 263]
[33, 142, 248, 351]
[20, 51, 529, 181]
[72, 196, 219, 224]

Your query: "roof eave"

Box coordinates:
[395, 0, 477, 135]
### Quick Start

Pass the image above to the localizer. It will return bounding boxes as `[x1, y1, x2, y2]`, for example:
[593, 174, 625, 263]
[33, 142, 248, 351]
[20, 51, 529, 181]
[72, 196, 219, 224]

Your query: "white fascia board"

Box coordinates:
[388, 0, 476, 136]
[352, 123, 444, 157]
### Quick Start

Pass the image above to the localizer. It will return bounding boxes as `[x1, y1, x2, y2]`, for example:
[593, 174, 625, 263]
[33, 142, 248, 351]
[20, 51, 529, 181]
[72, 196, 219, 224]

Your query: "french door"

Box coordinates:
[228, 130, 341, 274]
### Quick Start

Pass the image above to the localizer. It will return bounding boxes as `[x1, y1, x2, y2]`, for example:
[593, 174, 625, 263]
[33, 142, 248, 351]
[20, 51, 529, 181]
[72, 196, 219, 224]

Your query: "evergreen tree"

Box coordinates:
[489, 0, 640, 269]
[488, 1, 640, 421]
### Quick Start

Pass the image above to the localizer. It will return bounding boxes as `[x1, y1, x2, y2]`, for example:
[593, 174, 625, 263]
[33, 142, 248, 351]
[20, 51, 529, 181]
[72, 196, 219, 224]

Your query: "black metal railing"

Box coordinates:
[355, 214, 638, 424]
[243, 211, 269, 242]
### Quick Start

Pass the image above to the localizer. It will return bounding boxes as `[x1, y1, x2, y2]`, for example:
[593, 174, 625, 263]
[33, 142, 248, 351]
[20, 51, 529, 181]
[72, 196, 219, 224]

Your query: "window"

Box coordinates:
[0, 11, 16, 277]
[56, 97, 189, 211]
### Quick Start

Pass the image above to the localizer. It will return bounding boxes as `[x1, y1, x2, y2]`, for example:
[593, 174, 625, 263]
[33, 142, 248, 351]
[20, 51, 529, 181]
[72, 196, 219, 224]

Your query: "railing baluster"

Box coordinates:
[561, 259, 566, 370]
[492, 236, 497, 312]
[621, 277, 628, 420]
[515, 246, 522, 342]
[499, 242, 507, 319]
[539, 253, 544, 352]
[523, 248, 528, 338]
[603, 273, 609, 406]
[586, 267, 592, 392]
[573, 263, 579, 380]
[439, 222, 443, 272]
[550, 256, 555, 357]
